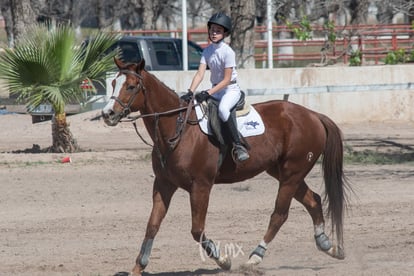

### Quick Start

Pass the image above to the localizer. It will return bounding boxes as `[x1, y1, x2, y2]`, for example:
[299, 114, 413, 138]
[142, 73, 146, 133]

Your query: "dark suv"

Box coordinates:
[111, 35, 203, 71]
[91, 36, 204, 96]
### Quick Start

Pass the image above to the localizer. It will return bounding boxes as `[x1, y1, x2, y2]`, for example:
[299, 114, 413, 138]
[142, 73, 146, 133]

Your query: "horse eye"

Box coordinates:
[127, 85, 136, 91]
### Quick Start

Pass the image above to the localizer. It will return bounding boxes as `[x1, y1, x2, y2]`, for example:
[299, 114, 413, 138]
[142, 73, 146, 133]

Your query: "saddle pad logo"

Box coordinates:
[244, 121, 260, 130]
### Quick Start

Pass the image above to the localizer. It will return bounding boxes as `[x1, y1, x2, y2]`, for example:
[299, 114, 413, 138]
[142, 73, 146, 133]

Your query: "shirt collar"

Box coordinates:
[212, 41, 225, 49]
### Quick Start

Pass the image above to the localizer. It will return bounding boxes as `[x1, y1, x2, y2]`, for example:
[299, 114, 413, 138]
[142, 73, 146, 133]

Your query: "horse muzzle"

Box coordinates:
[102, 109, 123, 126]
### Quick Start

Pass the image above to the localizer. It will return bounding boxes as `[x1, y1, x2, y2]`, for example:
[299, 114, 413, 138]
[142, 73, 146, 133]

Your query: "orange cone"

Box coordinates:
[61, 156, 71, 163]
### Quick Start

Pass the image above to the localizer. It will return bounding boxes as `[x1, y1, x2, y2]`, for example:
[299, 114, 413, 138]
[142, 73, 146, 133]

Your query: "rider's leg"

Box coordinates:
[218, 90, 249, 162]
[224, 115, 249, 162]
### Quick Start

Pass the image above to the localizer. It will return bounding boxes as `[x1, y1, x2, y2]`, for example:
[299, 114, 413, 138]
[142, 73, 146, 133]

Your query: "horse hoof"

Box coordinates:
[216, 255, 231, 270]
[131, 265, 143, 276]
[245, 254, 263, 266]
[331, 245, 345, 260]
[322, 245, 345, 260]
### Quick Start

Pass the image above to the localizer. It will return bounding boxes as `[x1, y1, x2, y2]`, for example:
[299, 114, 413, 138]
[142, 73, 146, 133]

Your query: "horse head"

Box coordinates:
[102, 58, 146, 126]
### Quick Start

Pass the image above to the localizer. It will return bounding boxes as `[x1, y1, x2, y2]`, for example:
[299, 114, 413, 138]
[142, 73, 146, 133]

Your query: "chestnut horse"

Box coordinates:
[102, 58, 350, 275]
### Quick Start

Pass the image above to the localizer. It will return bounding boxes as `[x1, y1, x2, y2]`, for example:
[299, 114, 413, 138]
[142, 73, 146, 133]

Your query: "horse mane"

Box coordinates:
[121, 58, 180, 100]
[142, 69, 180, 99]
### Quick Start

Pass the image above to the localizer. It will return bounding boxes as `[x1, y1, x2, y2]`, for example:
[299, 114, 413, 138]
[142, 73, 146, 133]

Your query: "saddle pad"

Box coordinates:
[195, 101, 265, 137]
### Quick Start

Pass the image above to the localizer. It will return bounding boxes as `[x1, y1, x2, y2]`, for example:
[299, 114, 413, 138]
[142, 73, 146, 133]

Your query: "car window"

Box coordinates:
[188, 42, 203, 70]
[175, 40, 203, 70]
[116, 41, 142, 63]
[153, 41, 180, 66]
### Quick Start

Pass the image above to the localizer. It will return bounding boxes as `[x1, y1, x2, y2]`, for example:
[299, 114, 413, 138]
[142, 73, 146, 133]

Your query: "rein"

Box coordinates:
[120, 101, 197, 148]
[114, 69, 199, 150]
[112, 68, 201, 168]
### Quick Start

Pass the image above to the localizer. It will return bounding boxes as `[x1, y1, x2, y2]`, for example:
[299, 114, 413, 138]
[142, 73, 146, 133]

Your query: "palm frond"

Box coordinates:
[45, 25, 78, 82]
[0, 24, 119, 110]
[0, 43, 53, 89]
[78, 32, 120, 80]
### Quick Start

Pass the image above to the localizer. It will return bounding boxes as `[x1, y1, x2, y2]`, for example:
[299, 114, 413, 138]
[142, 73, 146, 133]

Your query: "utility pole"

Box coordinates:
[267, 0, 273, 68]
[182, 0, 188, 71]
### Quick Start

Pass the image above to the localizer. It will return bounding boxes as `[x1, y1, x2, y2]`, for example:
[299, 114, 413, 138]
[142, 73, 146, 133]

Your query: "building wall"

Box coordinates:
[152, 64, 414, 123]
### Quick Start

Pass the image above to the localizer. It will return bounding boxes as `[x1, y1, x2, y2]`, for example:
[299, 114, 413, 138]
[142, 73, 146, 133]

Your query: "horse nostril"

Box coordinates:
[102, 110, 114, 119]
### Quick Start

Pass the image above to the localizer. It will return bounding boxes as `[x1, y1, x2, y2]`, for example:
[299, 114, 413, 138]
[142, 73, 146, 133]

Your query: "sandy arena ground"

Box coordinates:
[0, 111, 414, 276]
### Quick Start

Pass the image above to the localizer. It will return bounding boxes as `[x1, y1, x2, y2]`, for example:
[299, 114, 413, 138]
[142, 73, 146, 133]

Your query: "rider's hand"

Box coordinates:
[195, 90, 210, 103]
[180, 89, 193, 102]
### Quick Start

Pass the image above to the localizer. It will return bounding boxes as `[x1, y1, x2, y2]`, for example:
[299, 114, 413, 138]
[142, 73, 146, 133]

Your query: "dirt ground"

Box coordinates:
[1, 111, 414, 276]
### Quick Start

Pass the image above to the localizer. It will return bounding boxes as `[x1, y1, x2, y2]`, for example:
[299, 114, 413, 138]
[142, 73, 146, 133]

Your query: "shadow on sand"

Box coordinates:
[113, 269, 222, 276]
[113, 265, 266, 276]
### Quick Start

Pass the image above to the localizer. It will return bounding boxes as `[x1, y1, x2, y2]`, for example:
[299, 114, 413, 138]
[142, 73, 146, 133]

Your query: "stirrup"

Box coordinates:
[232, 144, 249, 162]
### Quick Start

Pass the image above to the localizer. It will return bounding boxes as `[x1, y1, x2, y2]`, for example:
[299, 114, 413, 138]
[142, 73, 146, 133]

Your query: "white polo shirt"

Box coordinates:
[200, 41, 238, 88]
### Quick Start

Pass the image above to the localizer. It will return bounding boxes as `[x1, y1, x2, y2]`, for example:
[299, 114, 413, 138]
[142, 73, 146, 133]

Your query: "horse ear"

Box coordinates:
[114, 57, 124, 69]
[137, 59, 146, 71]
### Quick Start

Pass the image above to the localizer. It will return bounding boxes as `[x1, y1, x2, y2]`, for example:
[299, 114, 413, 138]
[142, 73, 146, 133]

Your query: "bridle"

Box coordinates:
[110, 69, 145, 118]
[110, 68, 200, 167]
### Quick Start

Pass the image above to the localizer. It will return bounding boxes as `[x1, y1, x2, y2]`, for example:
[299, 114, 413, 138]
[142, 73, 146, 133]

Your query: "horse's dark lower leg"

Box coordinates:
[247, 182, 297, 265]
[132, 178, 177, 275]
[190, 184, 231, 270]
[294, 180, 344, 259]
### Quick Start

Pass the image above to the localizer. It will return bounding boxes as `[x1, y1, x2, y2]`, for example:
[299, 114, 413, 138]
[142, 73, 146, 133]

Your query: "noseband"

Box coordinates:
[110, 69, 145, 117]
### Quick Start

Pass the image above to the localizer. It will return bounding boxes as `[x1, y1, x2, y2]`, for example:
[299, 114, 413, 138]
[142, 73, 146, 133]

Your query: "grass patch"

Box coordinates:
[344, 147, 414, 164]
[0, 160, 53, 167]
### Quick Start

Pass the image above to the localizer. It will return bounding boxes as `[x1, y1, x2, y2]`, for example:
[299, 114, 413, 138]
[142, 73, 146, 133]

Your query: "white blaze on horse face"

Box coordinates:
[102, 74, 126, 114]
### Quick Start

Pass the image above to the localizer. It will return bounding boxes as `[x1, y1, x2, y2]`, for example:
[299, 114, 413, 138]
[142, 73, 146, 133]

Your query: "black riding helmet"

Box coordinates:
[207, 13, 232, 34]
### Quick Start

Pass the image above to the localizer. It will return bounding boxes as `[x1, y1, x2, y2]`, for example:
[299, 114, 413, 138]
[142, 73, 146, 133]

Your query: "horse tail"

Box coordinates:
[318, 113, 349, 248]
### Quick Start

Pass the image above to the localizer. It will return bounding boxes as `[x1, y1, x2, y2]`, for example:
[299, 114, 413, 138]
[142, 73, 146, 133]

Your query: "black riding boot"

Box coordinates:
[224, 117, 250, 162]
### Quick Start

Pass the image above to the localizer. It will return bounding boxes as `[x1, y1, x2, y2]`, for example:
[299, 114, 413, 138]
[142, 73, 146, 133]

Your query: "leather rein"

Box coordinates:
[114, 69, 199, 152]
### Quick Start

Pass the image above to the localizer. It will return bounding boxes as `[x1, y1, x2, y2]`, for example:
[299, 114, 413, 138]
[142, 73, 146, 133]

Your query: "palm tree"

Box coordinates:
[0, 24, 119, 153]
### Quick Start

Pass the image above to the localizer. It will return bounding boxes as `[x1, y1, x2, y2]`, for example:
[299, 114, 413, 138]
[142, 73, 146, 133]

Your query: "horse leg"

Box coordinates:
[190, 184, 231, 271]
[131, 178, 177, 275]
[247, 178, 299, 265]
[294, 180, 345, 259]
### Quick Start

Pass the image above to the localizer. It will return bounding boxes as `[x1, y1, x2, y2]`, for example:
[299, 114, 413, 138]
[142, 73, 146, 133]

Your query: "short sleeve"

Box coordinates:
[223, 47, 236, 68]
[200, 54, 206, 65]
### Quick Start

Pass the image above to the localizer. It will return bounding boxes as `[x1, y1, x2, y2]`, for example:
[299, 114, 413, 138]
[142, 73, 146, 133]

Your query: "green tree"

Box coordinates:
[0, 24, 119, 153]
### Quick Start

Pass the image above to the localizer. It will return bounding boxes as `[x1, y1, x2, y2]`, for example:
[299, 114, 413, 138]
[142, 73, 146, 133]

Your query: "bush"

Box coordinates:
[349, 50, 362, 66]
[384, 49, 412, 64]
